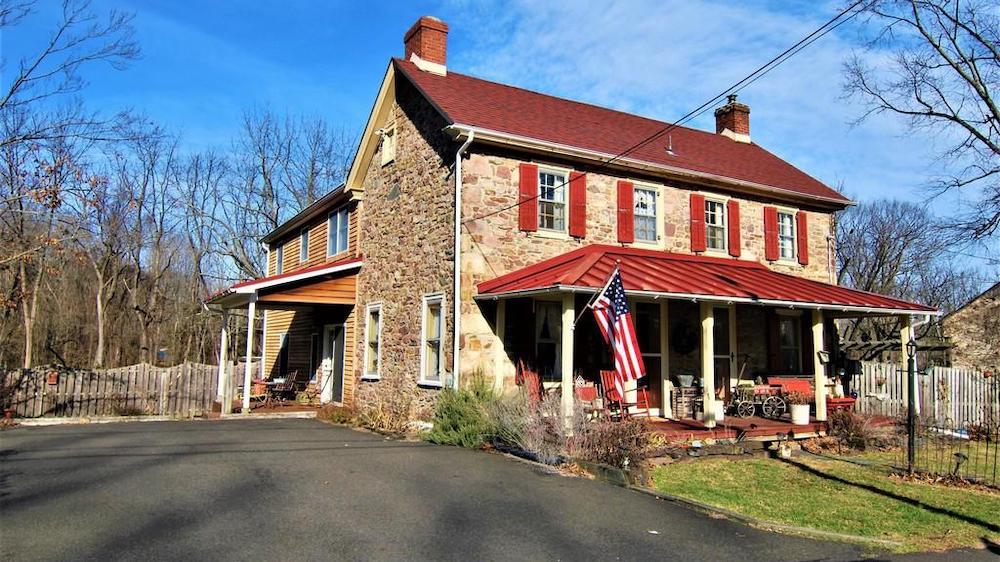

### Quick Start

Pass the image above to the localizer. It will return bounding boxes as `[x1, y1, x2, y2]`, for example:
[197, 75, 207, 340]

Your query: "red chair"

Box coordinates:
[574, 384, 607, 418]
[600, 370, 651, 419]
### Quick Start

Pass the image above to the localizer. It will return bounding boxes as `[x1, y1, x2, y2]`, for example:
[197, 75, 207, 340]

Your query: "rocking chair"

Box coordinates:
[599, 370, 651, 419]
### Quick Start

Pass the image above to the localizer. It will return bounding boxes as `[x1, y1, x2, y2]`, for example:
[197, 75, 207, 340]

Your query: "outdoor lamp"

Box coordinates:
[906, 337, 917, 359]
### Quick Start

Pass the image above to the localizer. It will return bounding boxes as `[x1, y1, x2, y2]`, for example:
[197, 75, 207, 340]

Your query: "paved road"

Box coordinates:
[0, 419, 995, 561]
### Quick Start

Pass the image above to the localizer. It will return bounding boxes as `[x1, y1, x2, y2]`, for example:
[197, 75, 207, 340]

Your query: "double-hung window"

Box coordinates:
[275, 245, 284, 275]
[299, 228, 309, 263]
[420, 294, 445, 385]
[705, 199, 727, 251]
[777, 211, 795, 260]
[363, 304, 382, 379]
[634, 186, 658, 242]
[537, 169, 567, 232]
[327, 208, 349, 257]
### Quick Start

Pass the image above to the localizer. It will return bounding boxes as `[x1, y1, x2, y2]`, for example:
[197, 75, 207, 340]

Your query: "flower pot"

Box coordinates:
[790, 404, 810, 425]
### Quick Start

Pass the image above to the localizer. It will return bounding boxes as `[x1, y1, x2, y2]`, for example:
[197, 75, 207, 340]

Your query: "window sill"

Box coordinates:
[777, 258, 800, 266]
[417, 379, 444, 389]
[531, 229, 571, 241]
[630, 239, 663, 250]
[360, 375, 380, 382]
[326, 249, 350, 261]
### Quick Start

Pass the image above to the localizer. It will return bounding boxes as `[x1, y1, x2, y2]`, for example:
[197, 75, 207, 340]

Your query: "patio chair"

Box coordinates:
[574, 384, 607, 419]
[248, 380, 269, 409]
[599, 370, 651, 419]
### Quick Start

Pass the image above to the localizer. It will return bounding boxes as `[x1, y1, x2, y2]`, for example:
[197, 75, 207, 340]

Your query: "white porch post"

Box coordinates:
[660, 300, 672, 419]
[216, 308, 230, 402]
[700, 302, 717, 428]
[242, 295, 257, 414]
[561, 293, 575, 423]
[811, 309, 828, 422]
[899, 314, 919, 415]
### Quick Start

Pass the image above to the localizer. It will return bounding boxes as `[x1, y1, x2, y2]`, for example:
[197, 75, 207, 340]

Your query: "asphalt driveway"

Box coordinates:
[0, 419, 994, 561]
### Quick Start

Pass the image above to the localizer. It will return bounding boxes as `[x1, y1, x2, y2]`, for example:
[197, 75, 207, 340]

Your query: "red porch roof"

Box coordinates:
[395, 59, 850, 206]
[476, 245, 935, 315]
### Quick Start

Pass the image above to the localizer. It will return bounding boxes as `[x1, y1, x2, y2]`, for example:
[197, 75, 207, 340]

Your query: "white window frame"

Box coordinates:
[704, 196, 728, 254]
[275, 244, 284, 275]
[362, 302, 382, 381]
[536, 166, 569, 235]
[632, 182, 663, 246]
[327, 207, 349, 258]
[380, 122, 396, 166]
[418, 293, 446, 387]
[299, 227, 310, 263]
[776, 208, 797, 263]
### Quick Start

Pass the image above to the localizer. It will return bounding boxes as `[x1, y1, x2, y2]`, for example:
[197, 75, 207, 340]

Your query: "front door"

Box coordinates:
[713, 306, 736, 403]
[322, 324, 345, 403]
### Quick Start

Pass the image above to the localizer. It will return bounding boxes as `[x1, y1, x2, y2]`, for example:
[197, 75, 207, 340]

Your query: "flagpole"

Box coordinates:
[572, 261, 621, 329]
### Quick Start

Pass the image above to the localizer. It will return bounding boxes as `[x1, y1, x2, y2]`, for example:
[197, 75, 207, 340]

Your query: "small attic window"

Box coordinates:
[380, 123, 396, 166]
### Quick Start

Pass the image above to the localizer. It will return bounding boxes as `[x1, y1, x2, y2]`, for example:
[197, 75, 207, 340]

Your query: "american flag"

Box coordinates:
[590, 268, 645, 398]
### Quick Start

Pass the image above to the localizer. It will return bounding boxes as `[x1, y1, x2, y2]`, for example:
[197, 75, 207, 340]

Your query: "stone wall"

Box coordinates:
[353, 78, 456, 417]
[459, 147, 838, 379]
[942, 284, 1000, 368]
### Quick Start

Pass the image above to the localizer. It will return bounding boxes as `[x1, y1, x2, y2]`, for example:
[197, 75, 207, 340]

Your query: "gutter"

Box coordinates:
[452, 130, 475, 389]
[443, 124, 852, 210]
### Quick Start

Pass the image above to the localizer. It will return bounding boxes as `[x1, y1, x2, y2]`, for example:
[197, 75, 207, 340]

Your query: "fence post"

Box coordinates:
[158, 369, 168, 416]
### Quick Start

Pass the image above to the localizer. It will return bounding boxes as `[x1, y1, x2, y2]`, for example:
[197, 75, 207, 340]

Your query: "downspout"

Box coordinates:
[452, 130, 475, 389]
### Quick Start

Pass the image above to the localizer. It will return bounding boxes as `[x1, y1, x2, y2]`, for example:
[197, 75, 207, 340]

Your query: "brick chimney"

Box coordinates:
[714, 94, 751, 143]
[404, 16, 449, 75]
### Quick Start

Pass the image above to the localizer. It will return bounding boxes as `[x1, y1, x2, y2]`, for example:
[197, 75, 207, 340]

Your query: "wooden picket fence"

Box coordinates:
[854, 361, 999, 425]
[1, 362, 222, 419]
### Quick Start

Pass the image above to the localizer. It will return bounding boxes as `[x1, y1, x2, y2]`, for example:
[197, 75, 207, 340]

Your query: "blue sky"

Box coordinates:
[4, 0, 997, 277]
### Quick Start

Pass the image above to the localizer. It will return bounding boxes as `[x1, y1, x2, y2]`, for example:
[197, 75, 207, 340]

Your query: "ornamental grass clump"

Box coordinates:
[426, 376, 501, 448]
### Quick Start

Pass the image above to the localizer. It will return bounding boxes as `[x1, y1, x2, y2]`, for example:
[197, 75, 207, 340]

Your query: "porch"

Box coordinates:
[475, 245, 936, 432]
[207, 257, 361, 413]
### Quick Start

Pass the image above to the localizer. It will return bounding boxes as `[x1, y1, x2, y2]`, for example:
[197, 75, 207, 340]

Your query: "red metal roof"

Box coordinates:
[395, 60, 850, 205]
[476, 245, 935, 314]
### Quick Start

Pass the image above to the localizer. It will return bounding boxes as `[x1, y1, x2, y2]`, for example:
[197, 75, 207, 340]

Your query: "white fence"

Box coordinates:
[853, 361, 999, 425]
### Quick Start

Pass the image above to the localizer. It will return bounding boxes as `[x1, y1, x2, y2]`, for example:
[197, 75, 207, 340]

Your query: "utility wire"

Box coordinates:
[461, 0, 867, 226]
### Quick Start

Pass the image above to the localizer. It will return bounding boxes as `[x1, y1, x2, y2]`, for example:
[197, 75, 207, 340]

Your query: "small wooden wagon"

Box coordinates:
[732, 377, 812, 419]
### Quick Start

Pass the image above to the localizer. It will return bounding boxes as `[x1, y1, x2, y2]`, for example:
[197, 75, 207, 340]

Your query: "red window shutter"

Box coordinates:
[727, 200, 741, 257]
[518, 163, 538, 232]
[569, 172, 586, 238]
[796, 211, 809, 265]
[763, 206, 779, 261]
[617, 180, 634, 243]
[690, 193, 706, 252]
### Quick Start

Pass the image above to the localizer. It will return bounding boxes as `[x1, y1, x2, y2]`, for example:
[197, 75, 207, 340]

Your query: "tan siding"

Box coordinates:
[266, 201, 361, 277]
[263, 309, 317, 378]
[258, 276, 356, 305]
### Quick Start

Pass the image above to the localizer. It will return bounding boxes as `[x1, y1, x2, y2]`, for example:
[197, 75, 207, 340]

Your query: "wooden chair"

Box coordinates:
[574, 384, 607, 419]
[599, 370, 651, 419]
[515, 361, 545, 405]
[248, 380, 269, 409]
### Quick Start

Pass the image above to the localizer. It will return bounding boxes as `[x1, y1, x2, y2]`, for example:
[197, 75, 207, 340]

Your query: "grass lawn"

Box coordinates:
[651, 454, 1000, 553]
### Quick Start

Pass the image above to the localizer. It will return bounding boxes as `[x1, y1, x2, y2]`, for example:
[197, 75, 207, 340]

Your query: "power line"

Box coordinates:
[461, 0, 866, 226]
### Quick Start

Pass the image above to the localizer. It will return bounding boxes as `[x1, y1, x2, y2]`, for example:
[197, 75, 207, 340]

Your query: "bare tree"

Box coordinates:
[844, 0, 1000, 238]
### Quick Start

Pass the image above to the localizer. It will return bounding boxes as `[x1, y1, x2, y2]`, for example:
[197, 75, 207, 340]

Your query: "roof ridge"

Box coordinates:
[394, 58, 722, 142]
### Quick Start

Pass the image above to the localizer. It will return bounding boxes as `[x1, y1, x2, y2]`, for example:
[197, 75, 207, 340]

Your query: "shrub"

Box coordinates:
[785, 391, 814, 405]
[575, 416, 654, 468]
[426, 377, 500, 448]
[318, 403, 357, 425]
[828, 409, 891, 451]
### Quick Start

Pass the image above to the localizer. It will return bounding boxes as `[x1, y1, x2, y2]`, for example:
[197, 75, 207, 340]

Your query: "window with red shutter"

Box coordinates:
[763, 206, 779, 261]
[796, 211, 809, 265]
[727, 200, 741, 257]
[569, 172, 586, 238]
[518, 163, 538, 231]
[617, 180, 634, 243]
[690, 193, 706, 252]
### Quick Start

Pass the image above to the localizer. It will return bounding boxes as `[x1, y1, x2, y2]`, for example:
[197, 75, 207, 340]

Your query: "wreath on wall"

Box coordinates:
[671, 319, 698, 355]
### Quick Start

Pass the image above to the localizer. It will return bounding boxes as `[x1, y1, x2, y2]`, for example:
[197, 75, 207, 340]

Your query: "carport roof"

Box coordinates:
[476, 245, 936, 316]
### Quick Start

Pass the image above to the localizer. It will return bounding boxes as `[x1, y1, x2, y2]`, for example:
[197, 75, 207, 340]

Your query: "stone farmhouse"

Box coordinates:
[208, 16, 935, 427]
[941, 281, 999, 369]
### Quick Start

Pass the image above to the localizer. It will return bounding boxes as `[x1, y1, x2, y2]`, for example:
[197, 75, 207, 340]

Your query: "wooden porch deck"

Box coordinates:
[649, 415, 827, 443]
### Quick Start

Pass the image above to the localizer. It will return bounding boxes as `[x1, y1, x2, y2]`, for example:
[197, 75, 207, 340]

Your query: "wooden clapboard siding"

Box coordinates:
[267, 201, 361, 276]
[258, 275, 356, 305]
[264, 309, 316, 378]
[342, 305, 357, 405]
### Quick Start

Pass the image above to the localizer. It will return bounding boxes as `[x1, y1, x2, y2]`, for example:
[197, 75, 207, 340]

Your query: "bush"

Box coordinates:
[575, 417, 654, 468]
[318, 403, 357, 425]
[828, 409, 890, 451]
[426, 377, 500, 448]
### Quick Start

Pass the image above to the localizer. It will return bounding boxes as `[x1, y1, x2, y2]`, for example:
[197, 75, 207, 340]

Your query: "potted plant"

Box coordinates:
[786, 391, 813, 425]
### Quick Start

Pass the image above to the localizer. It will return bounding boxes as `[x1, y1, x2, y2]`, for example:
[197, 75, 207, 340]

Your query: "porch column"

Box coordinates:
[242, 295, 257, 414]
[561, 293, 575, 423]
[494, 300, 506, 393]
[699, 302, 717, 428]
[216, 308, 230, 402]
[811, 309, 828, 422]
[660, 300, 672, 419]
[899, 314, 919, 415]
